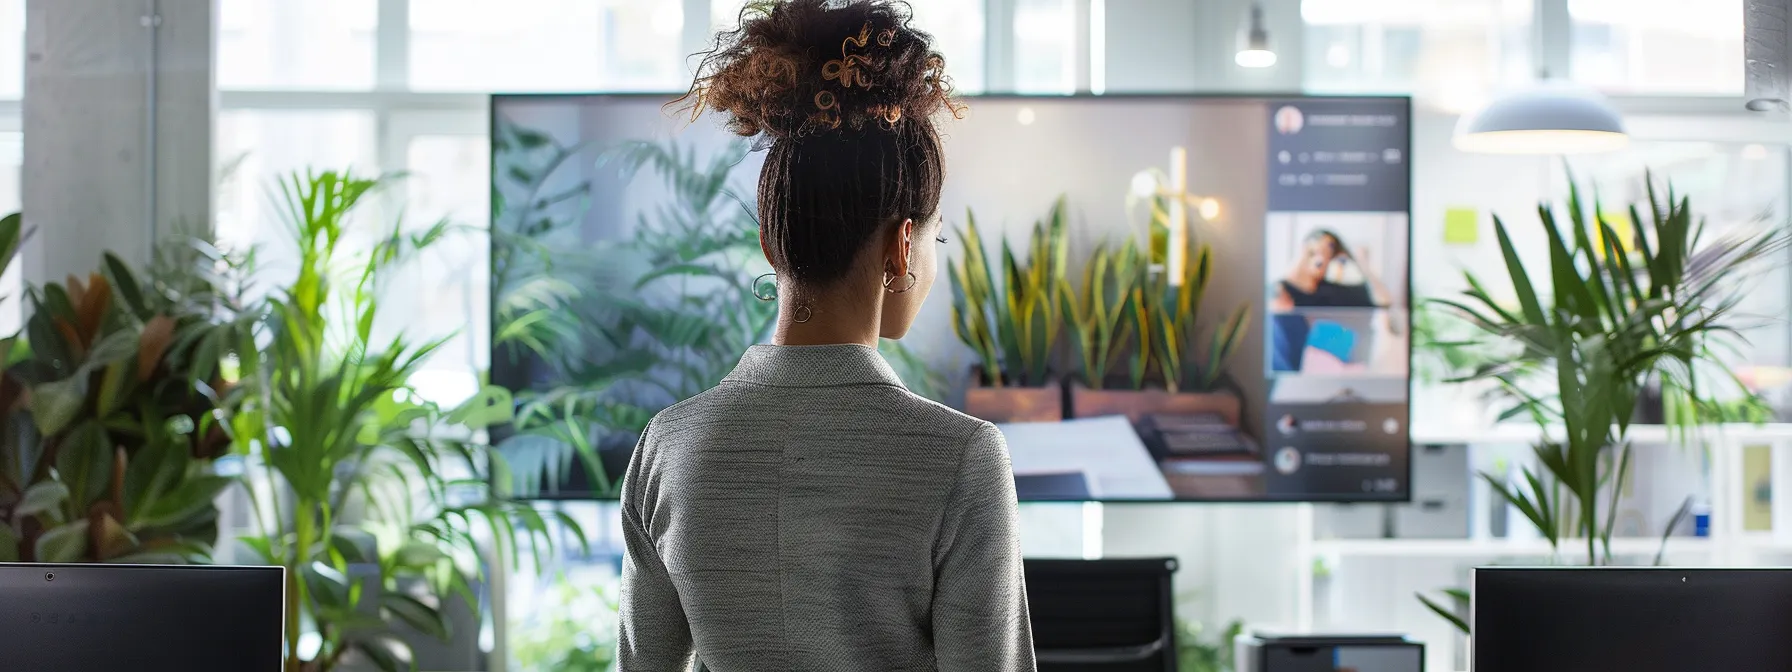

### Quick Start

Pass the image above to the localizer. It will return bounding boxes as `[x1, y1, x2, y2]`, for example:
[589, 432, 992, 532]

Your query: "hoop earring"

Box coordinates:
[752, 273, 778, 302]
[884, 271, 917, 294]
[792, 304, 813, 323]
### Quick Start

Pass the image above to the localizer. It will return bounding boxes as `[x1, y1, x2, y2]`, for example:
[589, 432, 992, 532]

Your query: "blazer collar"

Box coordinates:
[723, 343, 907, 389]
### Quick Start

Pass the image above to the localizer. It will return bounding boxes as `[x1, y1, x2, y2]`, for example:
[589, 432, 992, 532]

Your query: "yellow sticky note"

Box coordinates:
[1443, 208, 1478, 245]
[1595, 210, 1634, 256]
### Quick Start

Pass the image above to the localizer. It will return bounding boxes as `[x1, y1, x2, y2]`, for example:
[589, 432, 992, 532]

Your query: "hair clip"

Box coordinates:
[876, 29, 896, 47]
[822, 23, 878, 90]
[842, 23, 871, 54]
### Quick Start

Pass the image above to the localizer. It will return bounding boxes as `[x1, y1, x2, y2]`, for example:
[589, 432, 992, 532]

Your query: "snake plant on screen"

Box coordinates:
[1061, 240, 1142, 389]
[949, 197, 1071, 387]
[1145, 239, 1250, 394]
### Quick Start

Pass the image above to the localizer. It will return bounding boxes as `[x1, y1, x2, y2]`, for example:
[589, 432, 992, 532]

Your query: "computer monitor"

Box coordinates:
[1474, 567, 1792, 671]
[0, 563, 284, 671]
[1025, 557, 1178, 671]
[491, 93, 1412, 502]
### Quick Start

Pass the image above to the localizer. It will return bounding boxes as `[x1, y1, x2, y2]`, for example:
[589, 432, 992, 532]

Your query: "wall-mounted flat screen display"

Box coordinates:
[490, 94, 1411, 502]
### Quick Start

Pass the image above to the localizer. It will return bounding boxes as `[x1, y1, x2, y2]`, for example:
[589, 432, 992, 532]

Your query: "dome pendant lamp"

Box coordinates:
[1453, 79, 1629, 154]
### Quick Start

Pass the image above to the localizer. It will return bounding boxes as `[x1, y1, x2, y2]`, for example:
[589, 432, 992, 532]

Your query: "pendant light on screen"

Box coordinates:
[1235, 1, 1275, 68]
[1453, 81, 1629, 154]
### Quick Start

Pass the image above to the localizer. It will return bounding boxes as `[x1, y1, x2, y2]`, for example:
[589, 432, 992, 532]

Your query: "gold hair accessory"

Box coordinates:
[812, 22, 882, 128]
[821, 23, 875, 89]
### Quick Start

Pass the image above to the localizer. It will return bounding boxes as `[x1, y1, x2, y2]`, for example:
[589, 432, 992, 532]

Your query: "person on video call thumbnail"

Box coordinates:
[1270, 229, 1393, 374]
[1271, 229, 1389, 312]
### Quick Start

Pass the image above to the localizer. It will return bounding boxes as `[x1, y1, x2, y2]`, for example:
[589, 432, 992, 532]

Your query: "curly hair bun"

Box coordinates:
[680, 0, 963, 139]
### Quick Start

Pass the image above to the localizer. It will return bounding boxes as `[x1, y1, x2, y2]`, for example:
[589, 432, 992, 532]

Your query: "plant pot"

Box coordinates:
[1067, 382, 1241, 427]
[963, 371, 1064, 423]
[1631, 383, 1665, 425]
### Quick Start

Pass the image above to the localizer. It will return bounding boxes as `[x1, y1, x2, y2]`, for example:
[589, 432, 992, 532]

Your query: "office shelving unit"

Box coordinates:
[1292, 423, 1792, 672]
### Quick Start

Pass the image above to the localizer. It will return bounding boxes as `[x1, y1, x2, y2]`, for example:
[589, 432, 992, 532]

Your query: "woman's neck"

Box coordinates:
[771, 280, 883, 347]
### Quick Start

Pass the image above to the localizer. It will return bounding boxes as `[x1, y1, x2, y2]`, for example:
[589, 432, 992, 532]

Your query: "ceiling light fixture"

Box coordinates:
[1453, 80, 1628, 154]
[1235, 2, 1275, 69]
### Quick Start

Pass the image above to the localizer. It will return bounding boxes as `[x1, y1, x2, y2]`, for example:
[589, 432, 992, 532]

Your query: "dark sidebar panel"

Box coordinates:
[1260, 99, 1411, 501]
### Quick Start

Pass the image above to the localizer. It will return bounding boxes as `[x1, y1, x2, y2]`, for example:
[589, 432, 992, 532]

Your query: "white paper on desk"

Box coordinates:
[995, 415, 1174, 500]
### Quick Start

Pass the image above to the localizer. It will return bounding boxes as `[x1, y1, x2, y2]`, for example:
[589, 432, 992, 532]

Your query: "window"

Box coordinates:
[393, 132, 490, 405]
[909, 0, 988, 94]
[1013, 0, 1075, 94]
[0, 0, 18, 333]
[218, 0, 377, 90]
[214, 110, 379, 263]
[0, 0, 20, 99]
[1569, 0, 1743, 95]
[711, 0, 987, 94]
[1303, 0, 1532, 112]
[410, 0, 685, 92]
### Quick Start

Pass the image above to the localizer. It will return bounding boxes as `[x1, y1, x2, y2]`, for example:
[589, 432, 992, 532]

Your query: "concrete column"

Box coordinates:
[22, 0, 215, 284]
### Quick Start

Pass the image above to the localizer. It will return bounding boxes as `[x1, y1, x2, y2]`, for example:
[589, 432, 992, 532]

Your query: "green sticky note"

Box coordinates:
[1443, 208, 1478, 245]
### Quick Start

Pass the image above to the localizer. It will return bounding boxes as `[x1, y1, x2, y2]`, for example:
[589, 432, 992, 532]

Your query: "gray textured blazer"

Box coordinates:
[618, 343, 1035, 671]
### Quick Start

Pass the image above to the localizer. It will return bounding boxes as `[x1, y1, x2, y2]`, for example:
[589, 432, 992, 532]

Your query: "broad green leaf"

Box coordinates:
[383, 592, 451, 640]
[1490, 216, 1546, 327]
[0, 213, 22, 272]
[350, 635, 415, 672]
[28, 374, 87, 436]
[35, 520, 90, 563]
[138, 475, 232, 529]
[57, 421, 113, 507]
[445, 385, 514, 429]
[15, 481, 70, 517]
[0, 523, 18, 562]
[84, 328, 142, 369]
[102, 252, 149, 319]
[393, 541, 449, 569]
[95, 361, 133, 417]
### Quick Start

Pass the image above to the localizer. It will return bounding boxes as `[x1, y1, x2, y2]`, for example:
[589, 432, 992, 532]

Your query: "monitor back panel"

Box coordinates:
[1474, 568, 1792, 672]
[0, 564, 284, 671]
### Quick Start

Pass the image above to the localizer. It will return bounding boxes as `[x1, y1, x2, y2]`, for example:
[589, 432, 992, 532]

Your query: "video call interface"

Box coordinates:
[490, 95, 1411, 503]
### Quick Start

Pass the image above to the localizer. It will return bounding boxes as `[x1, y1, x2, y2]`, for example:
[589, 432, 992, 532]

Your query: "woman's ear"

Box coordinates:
[888, 218, 915, 276]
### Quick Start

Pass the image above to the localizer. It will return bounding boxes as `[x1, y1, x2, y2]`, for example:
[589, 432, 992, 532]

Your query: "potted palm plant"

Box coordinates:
[219, 170, 568, 672]
[949, 197, 1071, 422]
[1417, 172, 1784, 635]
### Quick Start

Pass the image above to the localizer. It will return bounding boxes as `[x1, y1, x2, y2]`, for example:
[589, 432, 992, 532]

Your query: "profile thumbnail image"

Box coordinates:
[1264, 212, 1408, 377]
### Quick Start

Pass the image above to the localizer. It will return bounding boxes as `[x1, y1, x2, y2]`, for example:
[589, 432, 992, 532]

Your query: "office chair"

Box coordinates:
[1025, 557, 1179, 672]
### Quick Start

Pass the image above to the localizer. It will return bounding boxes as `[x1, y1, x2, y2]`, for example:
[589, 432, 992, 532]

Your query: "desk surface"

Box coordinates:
[997, 415, 1175, 499]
